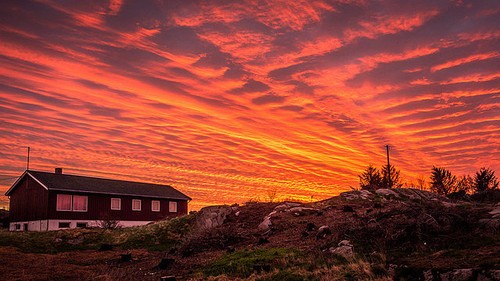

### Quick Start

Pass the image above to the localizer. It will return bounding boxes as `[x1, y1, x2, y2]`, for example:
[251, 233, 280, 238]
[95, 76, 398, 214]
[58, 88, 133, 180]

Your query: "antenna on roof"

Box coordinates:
[26, 146, 30, 170]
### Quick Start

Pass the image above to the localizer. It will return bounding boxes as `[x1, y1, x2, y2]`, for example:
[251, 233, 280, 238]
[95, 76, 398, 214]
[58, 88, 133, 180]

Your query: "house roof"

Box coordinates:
[5, 170, 191, 201]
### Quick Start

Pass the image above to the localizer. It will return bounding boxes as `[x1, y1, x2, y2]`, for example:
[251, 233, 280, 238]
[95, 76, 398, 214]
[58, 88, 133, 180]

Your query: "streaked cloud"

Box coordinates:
[0, 0, 498, 210]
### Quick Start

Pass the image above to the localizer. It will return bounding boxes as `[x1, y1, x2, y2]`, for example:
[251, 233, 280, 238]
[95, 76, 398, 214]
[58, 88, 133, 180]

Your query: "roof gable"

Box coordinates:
[5, 170, 191, 201]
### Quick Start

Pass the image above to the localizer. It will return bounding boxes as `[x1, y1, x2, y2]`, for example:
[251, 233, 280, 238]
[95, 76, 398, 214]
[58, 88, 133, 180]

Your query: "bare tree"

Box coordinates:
[416, 174, 427, 190]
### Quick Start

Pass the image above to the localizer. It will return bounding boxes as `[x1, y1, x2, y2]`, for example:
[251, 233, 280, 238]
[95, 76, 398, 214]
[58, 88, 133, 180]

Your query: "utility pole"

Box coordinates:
[385, 145, 391, 188]
[26, 146, 30, 170]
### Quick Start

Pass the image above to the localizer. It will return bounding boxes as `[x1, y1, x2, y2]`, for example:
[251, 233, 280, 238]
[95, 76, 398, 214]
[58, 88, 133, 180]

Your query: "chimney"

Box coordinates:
[55, 168, 63, 174]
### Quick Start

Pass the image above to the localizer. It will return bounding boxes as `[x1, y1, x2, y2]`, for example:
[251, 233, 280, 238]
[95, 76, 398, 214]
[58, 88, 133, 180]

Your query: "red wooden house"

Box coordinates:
[5, 168, 191, 231]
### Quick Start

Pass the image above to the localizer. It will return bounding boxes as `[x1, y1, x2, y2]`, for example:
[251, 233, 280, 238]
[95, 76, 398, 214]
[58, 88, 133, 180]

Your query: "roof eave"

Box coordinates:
[5, 171, 50, 196]
[48, 188, 191, 201]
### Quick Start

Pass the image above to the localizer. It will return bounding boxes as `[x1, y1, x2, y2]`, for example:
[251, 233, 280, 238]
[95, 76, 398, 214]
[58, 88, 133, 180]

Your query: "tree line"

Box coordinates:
[359, 164, 498, 195]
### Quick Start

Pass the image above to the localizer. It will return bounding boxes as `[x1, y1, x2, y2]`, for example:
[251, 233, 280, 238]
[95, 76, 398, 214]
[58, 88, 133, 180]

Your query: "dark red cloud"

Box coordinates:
[0, 0, 498, 209]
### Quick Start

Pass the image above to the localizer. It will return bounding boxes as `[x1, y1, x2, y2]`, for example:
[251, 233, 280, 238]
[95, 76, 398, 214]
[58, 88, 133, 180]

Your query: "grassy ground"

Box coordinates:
[0, 191, 498, 280]
[0, 214, 194, 254]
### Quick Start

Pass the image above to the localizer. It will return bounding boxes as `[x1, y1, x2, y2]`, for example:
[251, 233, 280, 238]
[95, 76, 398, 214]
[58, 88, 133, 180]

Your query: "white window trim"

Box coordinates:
[72, 195, 88, 212]
[169, 201, 177, 213]
[111, 198, 121, 210]
[132, 199, 142, 211]
[151, 200, 160, 212]
[56, 194, 72, 211]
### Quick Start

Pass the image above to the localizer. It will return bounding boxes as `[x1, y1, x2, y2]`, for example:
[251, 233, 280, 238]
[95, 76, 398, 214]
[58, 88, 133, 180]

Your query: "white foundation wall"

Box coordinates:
[10, 219, 152, 231]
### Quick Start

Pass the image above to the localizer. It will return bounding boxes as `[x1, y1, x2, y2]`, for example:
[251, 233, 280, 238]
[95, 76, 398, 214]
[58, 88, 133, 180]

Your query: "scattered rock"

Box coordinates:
[158, 258, 175, 270]
[274, 202, 303, 212]
[287, 207, 320, 216]
[99, 244, 113, 251]
[439, 269, 473, 281]
[375, 189, 400, 198]
[67, 236, 85, 245]
[120, 253, 132, 262]
[316, 225, 331, 239]
[257, 237, 269, 245]
[342, 205, 355, 212]
[489, 204, 500, 218]
[253, 264, 271, 273]
[306, 222, 316, 231]
[328, 240, 354, 259]
[359, 190, 373, 199]
[54, 238, 63, 243]
[226, 246, 235, 253]
[160, 276, 177, 281]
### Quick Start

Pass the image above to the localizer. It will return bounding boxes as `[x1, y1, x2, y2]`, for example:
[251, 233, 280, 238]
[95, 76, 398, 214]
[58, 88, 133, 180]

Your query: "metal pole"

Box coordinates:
[27, 146, 30, 170]
[386, 145, 391, 188]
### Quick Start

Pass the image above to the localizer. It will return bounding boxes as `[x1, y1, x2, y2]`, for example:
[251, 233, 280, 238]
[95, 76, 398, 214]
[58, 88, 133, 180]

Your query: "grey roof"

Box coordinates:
[7, 170, 191, 200]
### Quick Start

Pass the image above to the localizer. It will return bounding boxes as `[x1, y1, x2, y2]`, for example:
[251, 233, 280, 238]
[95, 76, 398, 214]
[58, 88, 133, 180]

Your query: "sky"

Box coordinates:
[0, 0, 498, 210]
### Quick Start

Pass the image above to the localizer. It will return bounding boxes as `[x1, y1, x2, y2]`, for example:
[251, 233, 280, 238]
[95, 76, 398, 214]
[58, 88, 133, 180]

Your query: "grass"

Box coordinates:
[202, 247, 390, 280]
[204, 248, 299, 277]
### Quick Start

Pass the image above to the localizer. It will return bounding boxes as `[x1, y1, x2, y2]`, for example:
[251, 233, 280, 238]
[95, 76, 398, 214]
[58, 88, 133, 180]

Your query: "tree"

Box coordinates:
[381, 164, 403, 188]
[430, 166, 457, 195]
[474, 168, 499, 193]
[359, 165, 382, 190]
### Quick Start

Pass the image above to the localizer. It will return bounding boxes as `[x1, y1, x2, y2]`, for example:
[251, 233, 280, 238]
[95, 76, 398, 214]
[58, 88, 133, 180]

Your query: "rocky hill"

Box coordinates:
[0, 188, 498, 280]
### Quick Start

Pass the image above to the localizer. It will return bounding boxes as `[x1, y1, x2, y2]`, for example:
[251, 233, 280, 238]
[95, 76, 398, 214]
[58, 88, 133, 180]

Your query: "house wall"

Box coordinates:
[8, 176, 49, 222]
[47, 191, 188, 222]
[9, 219, 154, 231]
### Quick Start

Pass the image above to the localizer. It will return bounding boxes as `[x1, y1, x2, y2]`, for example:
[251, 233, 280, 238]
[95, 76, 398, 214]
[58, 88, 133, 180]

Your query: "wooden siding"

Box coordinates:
[47, 191, 188, 221]
[9, 176, 49, 222]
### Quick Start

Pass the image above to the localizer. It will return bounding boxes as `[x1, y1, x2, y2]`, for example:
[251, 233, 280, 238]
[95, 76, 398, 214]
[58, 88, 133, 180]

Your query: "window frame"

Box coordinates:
[132, 199, 142, 211]
[151, 200, 160, 212]
[72, 195, 88, 212]
[110, 198, 121, 210]
[56, 194, 73, 211]
[169, 201, 177, 213]
[76, 222, 87, 228]
[58, 222, 70, 228]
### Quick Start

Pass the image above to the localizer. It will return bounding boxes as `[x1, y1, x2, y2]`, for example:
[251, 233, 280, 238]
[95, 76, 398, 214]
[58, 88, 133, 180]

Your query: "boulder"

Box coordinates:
[316, 225, 331, 239]
[196, 206, 233, 229]
[287, 207, 320, 216]
[258, 215, 272, 230]
[328, 240, 354, 259]
[359, 190, 373, 199]
[375, 189, 400, 198]
[274, 202, 303, 212]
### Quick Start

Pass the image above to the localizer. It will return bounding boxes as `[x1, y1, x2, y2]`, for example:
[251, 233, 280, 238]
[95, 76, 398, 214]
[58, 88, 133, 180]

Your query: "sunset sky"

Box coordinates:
[0, 0, 498, 210]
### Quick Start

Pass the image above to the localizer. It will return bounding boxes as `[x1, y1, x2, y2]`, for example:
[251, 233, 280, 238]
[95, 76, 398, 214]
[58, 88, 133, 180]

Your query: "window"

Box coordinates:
[111, 198, 121, 210]
[59, 222, 70, 228]
[169, 201, 177, 213]
[72, 195, 88, 212]
[151, 200, 160, 212]
[76, 222, 87, 228]
[15, 224, 20, 230]
[56, 194, 72, 211]
[132, 199, 141, 211]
